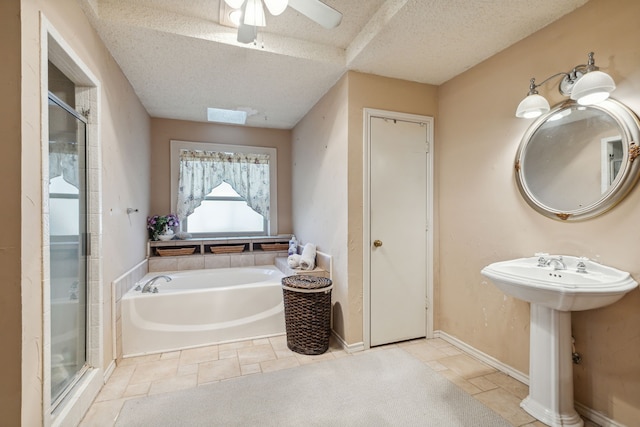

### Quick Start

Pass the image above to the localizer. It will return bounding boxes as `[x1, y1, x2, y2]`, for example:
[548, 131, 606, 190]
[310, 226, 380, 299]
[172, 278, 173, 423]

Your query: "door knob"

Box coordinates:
[373, 239, 383, 247]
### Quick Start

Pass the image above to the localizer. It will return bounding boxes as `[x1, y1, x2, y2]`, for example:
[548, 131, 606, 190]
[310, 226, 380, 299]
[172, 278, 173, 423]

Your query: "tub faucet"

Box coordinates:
[140, 275, 172, 293]
[546, 256, 566, 271]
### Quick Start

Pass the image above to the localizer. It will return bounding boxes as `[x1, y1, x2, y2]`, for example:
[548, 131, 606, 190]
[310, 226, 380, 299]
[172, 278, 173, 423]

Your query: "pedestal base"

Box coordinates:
[522, 305, 583, 427]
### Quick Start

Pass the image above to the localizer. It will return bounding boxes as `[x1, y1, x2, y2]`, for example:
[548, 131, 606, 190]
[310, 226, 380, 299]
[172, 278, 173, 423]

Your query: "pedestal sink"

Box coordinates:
[481, 255, 637, 427]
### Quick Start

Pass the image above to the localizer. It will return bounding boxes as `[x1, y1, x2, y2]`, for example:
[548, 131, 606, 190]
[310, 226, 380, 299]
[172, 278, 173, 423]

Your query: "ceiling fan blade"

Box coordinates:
[237, 22, 256, 43]
[288, 0, 342, 29]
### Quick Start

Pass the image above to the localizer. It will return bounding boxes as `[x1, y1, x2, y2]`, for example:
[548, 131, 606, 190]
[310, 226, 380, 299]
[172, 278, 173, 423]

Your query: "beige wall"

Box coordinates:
[150, 118, 293, 234]
[1, 1, 23, 425]
[292, 72, 438, 344]
[347, 72, 438, 343]
[437, 0, 640, 423]
[291, 75, 350, 339]
[12, 0, 151, 424]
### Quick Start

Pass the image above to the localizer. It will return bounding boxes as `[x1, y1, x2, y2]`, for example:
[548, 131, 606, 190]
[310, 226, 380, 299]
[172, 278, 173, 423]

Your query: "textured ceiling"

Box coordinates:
[80, 0, 589, 129]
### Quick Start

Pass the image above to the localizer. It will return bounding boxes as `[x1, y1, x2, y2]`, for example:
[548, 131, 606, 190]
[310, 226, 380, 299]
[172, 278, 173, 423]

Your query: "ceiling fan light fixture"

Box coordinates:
[229, 9, 242, 26]
[244, 0, 267, 27]
[224, 0, 245, 9]
[264, 0, 288, 16]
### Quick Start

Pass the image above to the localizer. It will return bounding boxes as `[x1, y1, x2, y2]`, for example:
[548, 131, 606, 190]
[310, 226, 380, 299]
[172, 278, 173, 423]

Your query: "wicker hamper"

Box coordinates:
[281, 275, 333, 355]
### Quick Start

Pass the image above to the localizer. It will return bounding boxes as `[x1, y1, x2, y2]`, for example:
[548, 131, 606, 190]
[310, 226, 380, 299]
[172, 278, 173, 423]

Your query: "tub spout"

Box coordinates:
[140, 275, 172, 293]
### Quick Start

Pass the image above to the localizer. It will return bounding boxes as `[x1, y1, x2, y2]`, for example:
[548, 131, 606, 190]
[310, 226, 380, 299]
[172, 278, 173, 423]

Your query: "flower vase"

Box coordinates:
[158, 227, 174, 241]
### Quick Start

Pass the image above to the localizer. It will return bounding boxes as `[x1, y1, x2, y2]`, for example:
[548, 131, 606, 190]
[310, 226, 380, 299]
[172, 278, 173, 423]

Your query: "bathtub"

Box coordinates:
[121, 265, 286, 357]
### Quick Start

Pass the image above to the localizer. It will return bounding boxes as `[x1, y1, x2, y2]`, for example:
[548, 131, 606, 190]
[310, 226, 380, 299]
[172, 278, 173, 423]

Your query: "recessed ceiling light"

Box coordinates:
[207, 107, 248, 125]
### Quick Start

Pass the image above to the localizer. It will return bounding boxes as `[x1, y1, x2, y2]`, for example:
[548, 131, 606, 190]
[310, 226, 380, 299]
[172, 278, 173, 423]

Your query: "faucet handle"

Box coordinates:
[535, 252, 549, 267]
[576, 257, 588, 273]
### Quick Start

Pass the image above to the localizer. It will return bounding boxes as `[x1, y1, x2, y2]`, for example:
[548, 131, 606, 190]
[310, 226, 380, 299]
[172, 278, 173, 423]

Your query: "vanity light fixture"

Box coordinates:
[515, 52, 616, 119]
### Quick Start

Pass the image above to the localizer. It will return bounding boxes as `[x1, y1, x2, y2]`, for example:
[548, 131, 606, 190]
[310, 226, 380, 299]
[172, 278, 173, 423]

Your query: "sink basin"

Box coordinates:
[481, 254, 637, 427]
[481, 255, 637, 311]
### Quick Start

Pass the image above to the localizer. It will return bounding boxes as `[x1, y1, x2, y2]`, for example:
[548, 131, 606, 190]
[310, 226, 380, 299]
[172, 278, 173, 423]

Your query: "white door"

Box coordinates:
[370, 116, 429, 346]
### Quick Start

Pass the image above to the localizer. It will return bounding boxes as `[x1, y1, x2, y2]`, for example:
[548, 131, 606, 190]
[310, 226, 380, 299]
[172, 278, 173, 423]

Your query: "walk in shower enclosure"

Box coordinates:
[48, 82, 88, 406]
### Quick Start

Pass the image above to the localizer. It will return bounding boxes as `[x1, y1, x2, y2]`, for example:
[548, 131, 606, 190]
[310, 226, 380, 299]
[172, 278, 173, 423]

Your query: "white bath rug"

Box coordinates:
[116, 347, 511, 426]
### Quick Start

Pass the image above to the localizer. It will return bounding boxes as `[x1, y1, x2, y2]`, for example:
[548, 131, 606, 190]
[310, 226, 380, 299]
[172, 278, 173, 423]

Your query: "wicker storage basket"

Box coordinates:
[261, 243, 289, 251]
[156, 247, 196, 257]
[282, 275, 333, 355]
[210, 245, 245, 254]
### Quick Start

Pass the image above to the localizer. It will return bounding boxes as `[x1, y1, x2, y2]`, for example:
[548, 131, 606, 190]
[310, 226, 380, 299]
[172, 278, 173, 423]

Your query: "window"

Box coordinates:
[170, 140, 278, 237]
[185, 182, 267, 235]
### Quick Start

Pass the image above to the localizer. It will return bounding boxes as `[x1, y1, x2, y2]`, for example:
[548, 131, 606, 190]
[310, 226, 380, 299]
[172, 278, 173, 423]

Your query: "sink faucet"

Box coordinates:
[139, 275, 172, 293]
[546, 256, 566, 271]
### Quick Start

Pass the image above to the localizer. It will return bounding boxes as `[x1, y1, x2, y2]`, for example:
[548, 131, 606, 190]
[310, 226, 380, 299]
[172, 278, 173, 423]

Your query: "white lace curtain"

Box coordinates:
[176, 149, 270, 221]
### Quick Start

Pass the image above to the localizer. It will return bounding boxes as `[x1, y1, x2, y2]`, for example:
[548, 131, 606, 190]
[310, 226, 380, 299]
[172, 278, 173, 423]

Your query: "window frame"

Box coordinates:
[170, 140, 278, 237]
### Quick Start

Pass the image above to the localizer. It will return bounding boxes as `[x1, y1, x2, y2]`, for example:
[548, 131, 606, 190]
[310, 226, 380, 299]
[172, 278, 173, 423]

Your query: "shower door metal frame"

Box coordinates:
[47, 91, 90, 409]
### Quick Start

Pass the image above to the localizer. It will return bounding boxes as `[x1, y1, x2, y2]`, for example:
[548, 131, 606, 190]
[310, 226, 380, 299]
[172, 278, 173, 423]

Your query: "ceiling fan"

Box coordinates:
[223, 0, 343, 43]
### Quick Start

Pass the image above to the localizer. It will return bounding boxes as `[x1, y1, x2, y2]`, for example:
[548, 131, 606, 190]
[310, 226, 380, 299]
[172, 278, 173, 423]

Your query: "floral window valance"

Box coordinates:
[176, 149, 270, 221]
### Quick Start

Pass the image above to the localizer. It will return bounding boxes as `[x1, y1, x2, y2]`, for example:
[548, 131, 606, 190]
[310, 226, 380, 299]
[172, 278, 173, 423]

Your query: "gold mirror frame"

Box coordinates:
[515, 99, 640, 221]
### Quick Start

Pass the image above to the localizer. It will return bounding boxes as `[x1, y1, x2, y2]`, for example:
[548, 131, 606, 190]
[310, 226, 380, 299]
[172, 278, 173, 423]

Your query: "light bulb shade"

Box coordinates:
[264, 0, 288, 16]
[515, 94, 550, 119]
[229, 9, 242, 26]
[224, 0, 245, 9]
[570, 70, 616, 105]
[244, 0, 266, 27]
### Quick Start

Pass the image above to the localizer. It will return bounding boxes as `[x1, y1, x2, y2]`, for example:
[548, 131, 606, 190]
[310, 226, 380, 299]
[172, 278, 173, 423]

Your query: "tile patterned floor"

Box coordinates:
[80, 336, 598, 426]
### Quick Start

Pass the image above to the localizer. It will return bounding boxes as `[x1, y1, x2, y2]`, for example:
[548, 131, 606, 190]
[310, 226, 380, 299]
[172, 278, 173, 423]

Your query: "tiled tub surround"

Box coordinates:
[147, 236, 292, 272]
[112, 260, 149, 361]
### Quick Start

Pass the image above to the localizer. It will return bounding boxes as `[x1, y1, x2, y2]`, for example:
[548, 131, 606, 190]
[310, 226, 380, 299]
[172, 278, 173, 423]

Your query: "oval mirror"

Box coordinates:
[515, 99, 640, 221]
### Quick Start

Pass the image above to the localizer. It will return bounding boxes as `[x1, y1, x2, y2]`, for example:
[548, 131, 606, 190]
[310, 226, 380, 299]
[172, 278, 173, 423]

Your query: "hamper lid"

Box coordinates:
[282, 275, 332, 290]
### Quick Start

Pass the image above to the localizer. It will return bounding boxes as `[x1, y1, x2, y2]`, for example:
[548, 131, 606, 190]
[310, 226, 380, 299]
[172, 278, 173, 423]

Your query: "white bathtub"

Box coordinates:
[122, 265, 286, 357]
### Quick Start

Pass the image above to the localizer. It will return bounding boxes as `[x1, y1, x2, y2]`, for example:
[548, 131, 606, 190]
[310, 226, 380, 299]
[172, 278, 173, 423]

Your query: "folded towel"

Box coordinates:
[287, 254, 301, 269]
[299, 243, 316, 270]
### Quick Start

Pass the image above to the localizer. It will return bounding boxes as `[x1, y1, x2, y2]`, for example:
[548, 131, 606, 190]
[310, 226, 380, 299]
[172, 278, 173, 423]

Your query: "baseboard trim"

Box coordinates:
[331, 330, 364, 353]
[103, 359, 116, 382]
[574, 402, 626, 427]
[434, 330, 529, 385]
[435, 330, 625, 427]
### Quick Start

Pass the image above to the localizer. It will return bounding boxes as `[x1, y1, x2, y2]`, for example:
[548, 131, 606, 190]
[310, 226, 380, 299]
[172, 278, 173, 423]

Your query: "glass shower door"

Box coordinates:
[48, 93, 88, 405]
